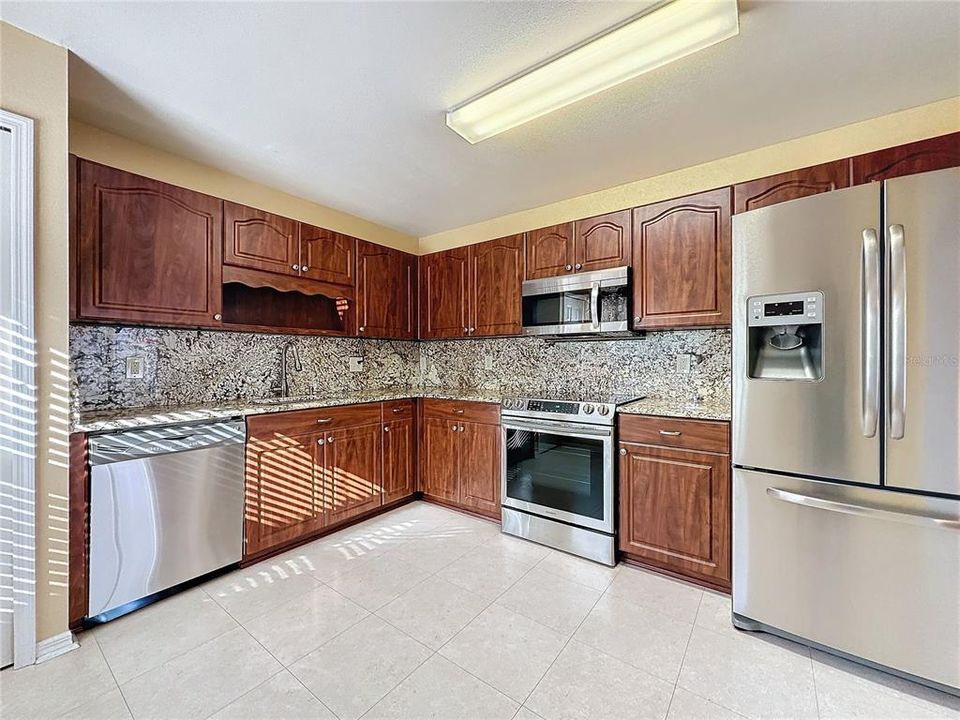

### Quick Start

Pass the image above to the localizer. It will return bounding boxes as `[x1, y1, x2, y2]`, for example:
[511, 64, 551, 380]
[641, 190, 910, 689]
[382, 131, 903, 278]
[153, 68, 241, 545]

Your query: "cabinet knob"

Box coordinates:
[575, 263, 583, 270]
[470, 327, 476, 333]
[634, 316, 641, 324]
[463, 327, 469, 333]
[213, 313, 222, 321]
[392, 407, 403, 414]
[292, 264, 300, 271]
[451, 425, 458, 432]
[619, 447, 627, 456]
[383, 425, 390, 432]
[327, 436, 335, 443]
[565, 264, 573, 271]
[359, 326, 365, 332]
[318, 438, 325, 446]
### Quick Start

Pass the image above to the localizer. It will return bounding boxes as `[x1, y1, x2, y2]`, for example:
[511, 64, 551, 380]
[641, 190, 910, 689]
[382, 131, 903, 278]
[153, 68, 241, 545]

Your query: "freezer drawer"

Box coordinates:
[88, 442, 245, 617]
[733, 468, 960, 691]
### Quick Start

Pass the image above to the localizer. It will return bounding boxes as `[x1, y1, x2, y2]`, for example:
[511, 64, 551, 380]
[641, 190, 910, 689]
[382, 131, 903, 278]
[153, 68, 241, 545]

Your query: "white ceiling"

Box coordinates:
[3, 1, 959, 236]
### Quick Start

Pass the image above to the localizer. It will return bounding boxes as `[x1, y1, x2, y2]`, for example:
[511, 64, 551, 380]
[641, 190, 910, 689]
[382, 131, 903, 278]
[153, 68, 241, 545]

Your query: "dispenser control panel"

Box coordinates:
[748, 291, 823, 327]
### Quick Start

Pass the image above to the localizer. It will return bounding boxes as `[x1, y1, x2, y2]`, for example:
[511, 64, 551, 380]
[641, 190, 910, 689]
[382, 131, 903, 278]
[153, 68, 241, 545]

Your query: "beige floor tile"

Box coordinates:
[365, 654, 519, 720]
[677, 625, 818, 719]
[210, 670, 336, 719]
[0, 637, 116, 720]
[203, 563, 322, 623]
[440, 604, 566, 703]
[484, 532, 552, 568]
[377, 575, 490, 649]
[289, 615, 432, 720]
[437, 544, 532, 601]
[535, 550, 619, 591]
[606, 565, 703, 625]
[497, 567, 602, 636]
[666, 688, 745, 719]
[59, 686, 131, 720]
[93, 587, 237, 684]
[326, 553, 432, 611]
[278, 532, 401, 583]
[242, 583, 368, 665]
[694, 589, 734, 635]
[119, 627, 281, 719]
[526, 640, 674, 720]
[383, 532, 479, 574]
[514, 708, 546, 720]
[574, 592, 694, 683]
[811, 649, 960, 719]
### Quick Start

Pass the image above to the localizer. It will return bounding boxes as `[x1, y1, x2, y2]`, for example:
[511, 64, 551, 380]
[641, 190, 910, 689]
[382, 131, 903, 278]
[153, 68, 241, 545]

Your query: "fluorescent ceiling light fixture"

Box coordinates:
[446, 0, 739, 144]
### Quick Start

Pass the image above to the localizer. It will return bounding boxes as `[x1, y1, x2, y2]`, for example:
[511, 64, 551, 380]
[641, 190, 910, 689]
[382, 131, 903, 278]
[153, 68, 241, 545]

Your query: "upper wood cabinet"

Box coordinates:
[299, 224, 355, 286]
[224, 201, 298, 276]
[75, 159, 224, 328]
[734, 160, 850, 214]
[632, 187, 732, 330]
[420, 247, 471, 338]
[851, 132, 960, 185]
[356, 240, 417, 339]
[525, 223, 574, 279]
[573, 210, 632, 272]
[471, 234, 524, 337]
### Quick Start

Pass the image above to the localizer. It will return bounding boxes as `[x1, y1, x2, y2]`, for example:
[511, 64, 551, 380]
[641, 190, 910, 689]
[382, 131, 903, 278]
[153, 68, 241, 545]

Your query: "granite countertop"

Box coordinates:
[617, 396, 731, 422]
[71, 387, 504, 433]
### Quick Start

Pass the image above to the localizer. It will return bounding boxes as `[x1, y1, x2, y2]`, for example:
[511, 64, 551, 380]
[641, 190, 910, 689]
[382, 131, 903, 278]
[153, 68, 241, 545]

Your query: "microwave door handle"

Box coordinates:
[590, 282, 600, 330]
[861, 228, 880, 438]
[889, 223, 907, 440]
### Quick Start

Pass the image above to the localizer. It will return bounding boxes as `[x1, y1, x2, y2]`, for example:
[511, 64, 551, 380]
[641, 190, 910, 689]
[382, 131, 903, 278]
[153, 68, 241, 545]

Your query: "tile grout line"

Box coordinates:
[87, 632, 134, 720]
[663, 591, 704, 720]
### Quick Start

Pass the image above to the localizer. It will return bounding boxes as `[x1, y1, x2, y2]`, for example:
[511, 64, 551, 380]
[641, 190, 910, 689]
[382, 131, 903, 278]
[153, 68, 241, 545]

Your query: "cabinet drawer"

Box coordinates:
[618, 414, 729, 454]
[421, 398, 500, 425]
[247, 402, 382, 435]
[382, 399, 415, 421]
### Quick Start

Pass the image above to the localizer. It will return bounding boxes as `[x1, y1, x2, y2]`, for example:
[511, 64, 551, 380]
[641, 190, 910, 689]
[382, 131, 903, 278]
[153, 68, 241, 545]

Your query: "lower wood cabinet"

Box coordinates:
[617, 415, 731, 590]
[420, 399, 501, 519]
[323, 423, 382, 526]
[382, 400, 417, 504]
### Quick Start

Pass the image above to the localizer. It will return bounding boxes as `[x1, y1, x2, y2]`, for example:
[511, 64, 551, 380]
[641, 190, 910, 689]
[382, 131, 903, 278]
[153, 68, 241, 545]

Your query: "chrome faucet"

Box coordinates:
[276, 340, 303, 397]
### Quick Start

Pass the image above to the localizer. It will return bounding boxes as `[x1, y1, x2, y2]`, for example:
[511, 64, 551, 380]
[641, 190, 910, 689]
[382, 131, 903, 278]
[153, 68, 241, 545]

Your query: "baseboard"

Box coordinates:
[35, 630, 79, 664]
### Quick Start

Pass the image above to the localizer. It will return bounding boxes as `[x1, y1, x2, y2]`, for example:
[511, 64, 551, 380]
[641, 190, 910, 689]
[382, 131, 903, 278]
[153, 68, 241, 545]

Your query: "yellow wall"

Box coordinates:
[0, 22, 71, 643]
[420, 97, 960, 252]
[70, 120, 419, 254]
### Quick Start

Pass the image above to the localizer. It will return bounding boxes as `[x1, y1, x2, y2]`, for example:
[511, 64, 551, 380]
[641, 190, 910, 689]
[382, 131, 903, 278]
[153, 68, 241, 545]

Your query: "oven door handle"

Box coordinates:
[502, 419, 613, 438]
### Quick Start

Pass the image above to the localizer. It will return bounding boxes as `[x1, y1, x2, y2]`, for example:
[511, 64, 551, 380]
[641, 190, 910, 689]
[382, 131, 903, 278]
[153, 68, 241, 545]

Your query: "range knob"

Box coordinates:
[582, 403, 594, 414]
[597, 405, 610, 416]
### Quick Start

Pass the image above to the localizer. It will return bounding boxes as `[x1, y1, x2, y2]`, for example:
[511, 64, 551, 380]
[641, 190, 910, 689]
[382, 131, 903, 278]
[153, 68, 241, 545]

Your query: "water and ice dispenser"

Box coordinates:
[746, 291, 824, 380]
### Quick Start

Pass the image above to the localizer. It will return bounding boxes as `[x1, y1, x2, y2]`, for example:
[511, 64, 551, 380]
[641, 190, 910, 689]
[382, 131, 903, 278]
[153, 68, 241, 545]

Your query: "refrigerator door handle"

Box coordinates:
[861, 228, 881, 438]
[766, 487, 959, 530]
[889, 223, 907, 440]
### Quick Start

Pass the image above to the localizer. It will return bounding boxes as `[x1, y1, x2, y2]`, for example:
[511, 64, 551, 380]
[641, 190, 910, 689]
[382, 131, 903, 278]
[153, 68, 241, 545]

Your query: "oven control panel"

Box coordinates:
[501, 397, 619, 425]
[526, 400, 579, 414]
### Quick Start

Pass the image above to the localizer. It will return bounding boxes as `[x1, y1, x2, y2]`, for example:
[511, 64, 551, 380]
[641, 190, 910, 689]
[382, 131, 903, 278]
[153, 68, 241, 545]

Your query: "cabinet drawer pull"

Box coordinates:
[316, 418, 333, 424]
[392, 407, 403, 414]
[659, 430, 682, 436]
[454, 409, 464, 415]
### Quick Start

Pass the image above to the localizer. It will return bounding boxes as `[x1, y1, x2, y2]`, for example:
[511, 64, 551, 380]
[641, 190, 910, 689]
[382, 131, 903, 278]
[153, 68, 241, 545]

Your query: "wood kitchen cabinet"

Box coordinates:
[617, 415, 731, 590]
[356, 240, 418, 339]
[733, 160, 851, 214]
[323, 423, 382, 526]
[299, 223, 356, 286]
[573, 210, 632, 272]
[632, 187, 732, 329]
[224, 201, 299, 276]
[525, 223, 574, 279]
[420, 247, 471, 338]
[851, 132, 960, 185]
[74, 159, 224, 327]
[382, 400, 416, 504]
[420, 399, 501, 519]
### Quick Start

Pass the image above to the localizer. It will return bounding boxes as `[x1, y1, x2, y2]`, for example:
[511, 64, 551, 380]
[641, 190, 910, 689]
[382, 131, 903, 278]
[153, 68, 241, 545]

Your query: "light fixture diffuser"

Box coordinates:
[446, 0, 740, 144]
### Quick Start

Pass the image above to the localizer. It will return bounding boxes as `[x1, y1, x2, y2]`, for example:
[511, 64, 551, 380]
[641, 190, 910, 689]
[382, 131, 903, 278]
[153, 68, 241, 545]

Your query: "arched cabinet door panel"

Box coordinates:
[299, 224, 355, 286]
[223, 201, 298, 276]
[574, 209, 632, 272]
[734, 160, 850, 214]
[525, 223, 574, 279]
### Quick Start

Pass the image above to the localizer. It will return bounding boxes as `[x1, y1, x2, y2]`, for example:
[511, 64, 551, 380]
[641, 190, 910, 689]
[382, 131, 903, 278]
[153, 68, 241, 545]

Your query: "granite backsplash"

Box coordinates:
[70, 324, 731, 416]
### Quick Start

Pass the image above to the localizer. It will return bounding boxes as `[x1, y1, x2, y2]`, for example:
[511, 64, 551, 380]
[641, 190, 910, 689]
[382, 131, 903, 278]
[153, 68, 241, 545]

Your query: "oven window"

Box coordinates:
[522, 290, 592, 327]
[505, 428, 605, 520]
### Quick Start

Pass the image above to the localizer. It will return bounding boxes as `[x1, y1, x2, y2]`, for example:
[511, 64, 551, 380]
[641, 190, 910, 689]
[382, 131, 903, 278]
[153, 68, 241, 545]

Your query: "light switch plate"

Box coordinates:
[125, 355, 145, 379]
[676, 353, 692, 374]
[348, 356, 364, 373]
[483, 356, 494, 371]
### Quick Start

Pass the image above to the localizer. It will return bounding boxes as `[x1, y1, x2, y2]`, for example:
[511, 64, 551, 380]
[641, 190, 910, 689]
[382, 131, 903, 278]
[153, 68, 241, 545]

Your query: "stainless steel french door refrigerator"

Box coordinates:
[731, 167, 959, 693]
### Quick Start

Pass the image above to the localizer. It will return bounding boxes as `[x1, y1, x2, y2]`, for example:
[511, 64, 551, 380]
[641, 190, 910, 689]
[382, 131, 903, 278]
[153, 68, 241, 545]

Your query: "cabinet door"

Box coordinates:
[574, 210, 632, 272]
[77, 160, 223, 327]
[525, 223, 574, 279]
[382, 417, 415, 505]
[618, 443, 730, 587]
[421, 417, 460, 502]
[851, 132, 960, 184]
[356, 240, 417, 338]
[632, 188, 731, 329]
[458, 422, 501, 518]
[734, 160, 850, 214]
[419, 247, 470, 339]
[224, 201, 298, 275]
[245, 430, 322, 557]
[324, 424, 382, 526]
[299, 223, 356, 286]
[471, 234, 523, 337]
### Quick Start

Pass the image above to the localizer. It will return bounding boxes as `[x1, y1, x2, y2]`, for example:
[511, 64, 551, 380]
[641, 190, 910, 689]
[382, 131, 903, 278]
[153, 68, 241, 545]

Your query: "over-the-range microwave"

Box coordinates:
[521, 266, 633, 337]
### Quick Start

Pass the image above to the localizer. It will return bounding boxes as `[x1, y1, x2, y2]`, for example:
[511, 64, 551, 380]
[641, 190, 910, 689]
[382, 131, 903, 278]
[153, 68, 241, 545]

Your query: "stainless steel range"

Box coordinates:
[500, 393, 642, 565]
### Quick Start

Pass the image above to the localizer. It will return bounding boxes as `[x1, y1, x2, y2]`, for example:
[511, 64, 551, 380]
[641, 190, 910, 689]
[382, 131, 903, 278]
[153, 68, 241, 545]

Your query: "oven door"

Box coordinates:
[501, 418, 614, 533]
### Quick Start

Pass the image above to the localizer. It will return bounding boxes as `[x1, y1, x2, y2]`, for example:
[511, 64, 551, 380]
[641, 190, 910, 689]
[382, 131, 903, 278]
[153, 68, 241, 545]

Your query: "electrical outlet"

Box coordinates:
[483, 355, 494, 371]
[125, 355, 145, 379]
[676, 353, 693, 374]
[348, 356, 364, 373]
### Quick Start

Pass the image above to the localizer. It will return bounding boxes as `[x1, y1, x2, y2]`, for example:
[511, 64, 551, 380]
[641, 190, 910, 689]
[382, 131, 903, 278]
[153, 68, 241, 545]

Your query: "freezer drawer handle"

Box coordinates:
[766, 487, 958, 530]
[860, 228, 880, 438]
[888, 223, 907, 440]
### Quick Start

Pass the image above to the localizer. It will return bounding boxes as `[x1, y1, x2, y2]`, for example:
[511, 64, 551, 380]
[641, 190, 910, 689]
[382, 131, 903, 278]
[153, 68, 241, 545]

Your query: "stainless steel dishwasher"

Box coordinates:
[88, 419, 246, 620]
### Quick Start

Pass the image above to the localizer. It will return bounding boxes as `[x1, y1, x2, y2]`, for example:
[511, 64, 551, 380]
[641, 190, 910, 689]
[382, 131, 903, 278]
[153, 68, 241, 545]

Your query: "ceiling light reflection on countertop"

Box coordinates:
[446, 0, 740, 144]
